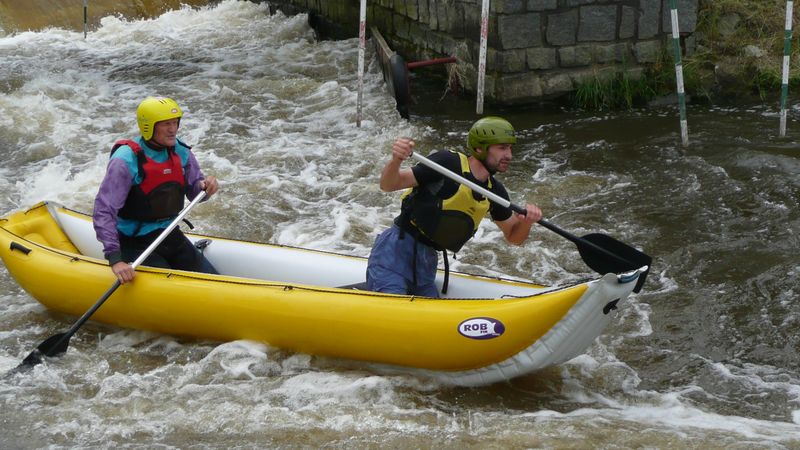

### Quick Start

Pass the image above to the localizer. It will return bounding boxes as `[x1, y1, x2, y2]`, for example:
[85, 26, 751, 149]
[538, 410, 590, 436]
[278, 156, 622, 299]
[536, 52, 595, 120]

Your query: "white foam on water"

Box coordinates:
[14, 155, 107, 207]
[509, 398, 800, 443]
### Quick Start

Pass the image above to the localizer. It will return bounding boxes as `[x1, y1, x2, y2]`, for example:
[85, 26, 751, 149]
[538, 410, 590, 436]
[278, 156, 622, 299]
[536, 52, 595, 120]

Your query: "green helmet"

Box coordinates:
[137, 97, 183, 141]
[466, 116, 517, 160]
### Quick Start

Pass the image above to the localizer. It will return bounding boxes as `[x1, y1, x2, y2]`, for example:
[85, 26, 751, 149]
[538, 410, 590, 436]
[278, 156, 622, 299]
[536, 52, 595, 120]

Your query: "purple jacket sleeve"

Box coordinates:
[93, 158, 133, 264]
[183, 151, 206, 200]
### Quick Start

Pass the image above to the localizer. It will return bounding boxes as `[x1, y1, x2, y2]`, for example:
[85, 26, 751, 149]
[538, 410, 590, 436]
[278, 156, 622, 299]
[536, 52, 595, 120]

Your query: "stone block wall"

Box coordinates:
[264, 0, 698, 105]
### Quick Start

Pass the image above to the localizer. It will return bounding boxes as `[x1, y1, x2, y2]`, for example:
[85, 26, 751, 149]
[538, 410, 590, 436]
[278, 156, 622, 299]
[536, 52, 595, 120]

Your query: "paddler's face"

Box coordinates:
[484, 143, 513, 173]
[151, 118, 180, 147]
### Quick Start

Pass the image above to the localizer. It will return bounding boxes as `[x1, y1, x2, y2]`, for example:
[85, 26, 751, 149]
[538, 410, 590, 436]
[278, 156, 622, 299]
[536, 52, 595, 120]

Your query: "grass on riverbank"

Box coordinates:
[572, 0, 800, 109]
[691, 0, 800, 98]
[571, 69, 659, 110]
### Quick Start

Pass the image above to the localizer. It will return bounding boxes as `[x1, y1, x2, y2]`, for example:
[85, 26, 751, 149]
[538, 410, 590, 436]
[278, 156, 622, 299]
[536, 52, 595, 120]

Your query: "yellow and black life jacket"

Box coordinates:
[396, 151, 491, 252]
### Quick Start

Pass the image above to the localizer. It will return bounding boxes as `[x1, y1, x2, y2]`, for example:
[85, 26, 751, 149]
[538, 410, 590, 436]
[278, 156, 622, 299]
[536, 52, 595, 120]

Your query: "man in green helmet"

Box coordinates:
[366, 116, 542, 297]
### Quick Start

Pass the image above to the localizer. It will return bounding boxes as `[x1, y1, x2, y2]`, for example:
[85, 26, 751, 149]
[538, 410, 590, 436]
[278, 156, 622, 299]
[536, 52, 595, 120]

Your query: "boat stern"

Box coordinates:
[412, 267, 647, 387]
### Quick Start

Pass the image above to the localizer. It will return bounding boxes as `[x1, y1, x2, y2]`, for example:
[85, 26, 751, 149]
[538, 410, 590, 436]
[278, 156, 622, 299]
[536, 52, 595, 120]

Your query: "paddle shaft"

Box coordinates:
[409, 152, 637, 268]
[20, 191, 207, 366]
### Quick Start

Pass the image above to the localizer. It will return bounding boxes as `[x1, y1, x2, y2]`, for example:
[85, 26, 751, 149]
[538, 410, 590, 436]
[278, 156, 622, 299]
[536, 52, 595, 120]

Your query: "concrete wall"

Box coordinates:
[264, 0, 698, 105]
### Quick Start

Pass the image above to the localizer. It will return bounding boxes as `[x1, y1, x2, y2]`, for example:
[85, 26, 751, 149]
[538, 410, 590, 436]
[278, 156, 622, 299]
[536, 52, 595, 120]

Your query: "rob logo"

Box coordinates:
[457, 317, 505, 340]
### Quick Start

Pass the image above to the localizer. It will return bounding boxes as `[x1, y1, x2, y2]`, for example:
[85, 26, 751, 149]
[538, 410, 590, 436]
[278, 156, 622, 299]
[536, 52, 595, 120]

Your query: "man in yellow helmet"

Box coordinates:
[366, 116, 542, 297]
[93, 97, 219, 284]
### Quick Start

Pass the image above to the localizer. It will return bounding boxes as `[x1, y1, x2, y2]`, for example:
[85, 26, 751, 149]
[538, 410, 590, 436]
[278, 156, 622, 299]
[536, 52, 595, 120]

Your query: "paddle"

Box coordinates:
[410, 152, 651, 292]
[16, 191, 207, 370]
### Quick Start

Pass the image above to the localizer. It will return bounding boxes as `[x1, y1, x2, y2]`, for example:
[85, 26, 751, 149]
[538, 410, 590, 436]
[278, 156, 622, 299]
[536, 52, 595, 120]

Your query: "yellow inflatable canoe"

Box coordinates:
[0, 202, 646, 386]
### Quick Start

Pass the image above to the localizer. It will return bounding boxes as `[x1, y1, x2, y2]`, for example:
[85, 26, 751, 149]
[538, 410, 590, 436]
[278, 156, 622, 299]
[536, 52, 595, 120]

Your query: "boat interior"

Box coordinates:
[6, 203, 554, 300]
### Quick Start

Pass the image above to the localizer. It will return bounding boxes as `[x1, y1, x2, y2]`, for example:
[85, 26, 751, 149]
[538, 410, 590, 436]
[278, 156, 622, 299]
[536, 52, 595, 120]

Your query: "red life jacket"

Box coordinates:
[111, 139, 186, 222]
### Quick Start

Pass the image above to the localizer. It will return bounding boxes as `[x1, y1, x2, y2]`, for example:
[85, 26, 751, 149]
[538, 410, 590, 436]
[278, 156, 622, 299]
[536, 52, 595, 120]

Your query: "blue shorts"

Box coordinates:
[366, 225, 440, 297]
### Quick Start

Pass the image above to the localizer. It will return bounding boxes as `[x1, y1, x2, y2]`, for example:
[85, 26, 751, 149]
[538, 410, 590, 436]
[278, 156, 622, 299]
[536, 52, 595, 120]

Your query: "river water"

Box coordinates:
[0, 1, 798, 448]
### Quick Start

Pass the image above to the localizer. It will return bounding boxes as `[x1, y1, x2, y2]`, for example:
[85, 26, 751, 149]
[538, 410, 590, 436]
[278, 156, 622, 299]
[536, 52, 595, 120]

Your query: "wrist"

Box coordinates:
[105, 251, 123, 266]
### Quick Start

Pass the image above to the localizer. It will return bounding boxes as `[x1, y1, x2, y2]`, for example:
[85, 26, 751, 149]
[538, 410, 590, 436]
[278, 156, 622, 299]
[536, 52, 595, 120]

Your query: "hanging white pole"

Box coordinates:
[669, 0, 689, 146]
[476, 0, 490, 115]
[83, 0, 88, 39]
[780, 0, 794, 137]
[356, 0, 367, 127]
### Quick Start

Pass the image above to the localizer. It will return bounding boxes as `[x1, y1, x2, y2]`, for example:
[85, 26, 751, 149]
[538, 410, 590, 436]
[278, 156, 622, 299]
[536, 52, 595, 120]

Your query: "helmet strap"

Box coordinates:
[482, 158, 497, 175]
[470, 148, 497, 176]
[473, 147, 497, 174]
[145, 139, 170, 151]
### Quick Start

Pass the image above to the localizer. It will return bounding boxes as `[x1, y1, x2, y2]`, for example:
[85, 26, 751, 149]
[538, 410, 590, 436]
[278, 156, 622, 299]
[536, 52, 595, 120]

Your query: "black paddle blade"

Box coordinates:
[18, 332, 71, 369]
[577, 233, 652, 293]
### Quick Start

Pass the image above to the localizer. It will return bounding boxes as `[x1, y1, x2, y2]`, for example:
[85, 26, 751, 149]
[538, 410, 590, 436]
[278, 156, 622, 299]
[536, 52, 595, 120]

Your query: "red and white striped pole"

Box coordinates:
[356, 0, 367, 127]
[476, 0, 490, 114]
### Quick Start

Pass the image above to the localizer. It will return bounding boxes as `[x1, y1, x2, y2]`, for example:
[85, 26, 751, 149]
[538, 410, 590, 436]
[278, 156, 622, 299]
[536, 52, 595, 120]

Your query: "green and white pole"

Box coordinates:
[669, 0, 689, 146]
[780, 0, 794, 137]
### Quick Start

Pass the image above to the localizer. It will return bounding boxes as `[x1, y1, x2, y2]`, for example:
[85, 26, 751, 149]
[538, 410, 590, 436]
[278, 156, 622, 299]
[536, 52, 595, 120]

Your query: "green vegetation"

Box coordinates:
[571, 70, 659, 110]
[572, 0, 800, 109]
[569, 49, 688, 110]
[689, 0, 800, 99]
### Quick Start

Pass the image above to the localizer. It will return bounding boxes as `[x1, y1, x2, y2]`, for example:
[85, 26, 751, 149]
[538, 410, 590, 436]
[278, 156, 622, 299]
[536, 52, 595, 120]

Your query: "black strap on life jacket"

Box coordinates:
[396, 184, 452, 296]
[442, 250, 450, 295]
[409, 236, 417, 295]
[400, 231, 450, 296]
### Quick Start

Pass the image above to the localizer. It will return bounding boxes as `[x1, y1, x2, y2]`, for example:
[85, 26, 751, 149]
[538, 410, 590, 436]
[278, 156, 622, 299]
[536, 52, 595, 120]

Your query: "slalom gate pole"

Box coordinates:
[476, 0, 489, 115]
[669, 0, 689, 147]
[84, 0, 88, 39]
[780, 0, 794, 137]
[356, 0, 367, 127]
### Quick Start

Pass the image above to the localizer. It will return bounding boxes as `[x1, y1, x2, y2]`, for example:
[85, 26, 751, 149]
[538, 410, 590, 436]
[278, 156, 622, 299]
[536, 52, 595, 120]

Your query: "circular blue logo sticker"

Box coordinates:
[457, 317, 505, 340]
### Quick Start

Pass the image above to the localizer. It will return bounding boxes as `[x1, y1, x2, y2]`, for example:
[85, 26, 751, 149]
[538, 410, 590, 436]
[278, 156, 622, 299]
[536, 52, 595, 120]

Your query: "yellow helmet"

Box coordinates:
[136, 97, 183, 140]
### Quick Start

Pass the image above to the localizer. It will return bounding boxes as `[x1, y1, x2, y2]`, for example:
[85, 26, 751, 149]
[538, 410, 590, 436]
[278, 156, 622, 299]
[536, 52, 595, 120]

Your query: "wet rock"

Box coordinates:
[718, 13, 740, 38]
[712, 59, 758, 100]
[743, 45, 765, 59]
[648, 92, 691, 107]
